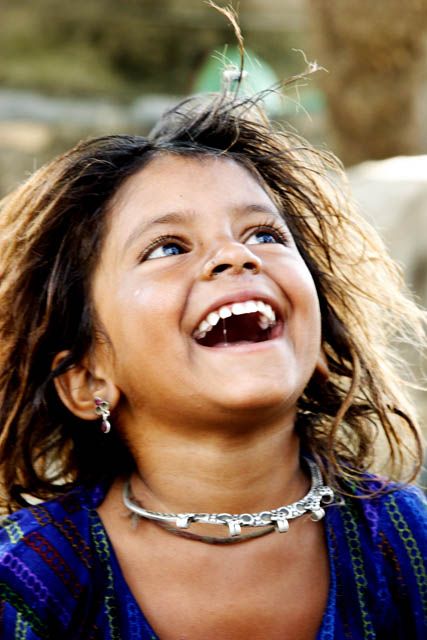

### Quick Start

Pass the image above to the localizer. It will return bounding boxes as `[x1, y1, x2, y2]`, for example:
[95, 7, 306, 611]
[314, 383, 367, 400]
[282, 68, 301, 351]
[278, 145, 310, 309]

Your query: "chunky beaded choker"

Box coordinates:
[122, 458, 335, 542]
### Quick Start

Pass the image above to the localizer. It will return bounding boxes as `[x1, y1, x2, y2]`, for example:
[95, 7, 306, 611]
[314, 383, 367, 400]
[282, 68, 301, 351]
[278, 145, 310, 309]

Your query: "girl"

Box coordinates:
[0, 90, 426, 639]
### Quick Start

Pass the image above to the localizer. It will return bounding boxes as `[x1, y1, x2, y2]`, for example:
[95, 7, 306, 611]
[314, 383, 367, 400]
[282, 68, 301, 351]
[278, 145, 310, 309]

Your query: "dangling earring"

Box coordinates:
[94, 397, 111, 434]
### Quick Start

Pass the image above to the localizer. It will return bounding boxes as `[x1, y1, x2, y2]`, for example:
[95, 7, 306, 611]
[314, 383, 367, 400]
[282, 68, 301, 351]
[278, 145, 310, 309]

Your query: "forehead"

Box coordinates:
[109, 153, 278, 225]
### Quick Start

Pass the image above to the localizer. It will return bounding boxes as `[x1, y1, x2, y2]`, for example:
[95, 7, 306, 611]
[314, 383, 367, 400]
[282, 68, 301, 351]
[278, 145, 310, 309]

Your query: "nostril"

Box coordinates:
[243, 261, 258, 271]
[212, 263, 232, 274]
[207, 255, 261, 278]
[210, 261, 260, 276]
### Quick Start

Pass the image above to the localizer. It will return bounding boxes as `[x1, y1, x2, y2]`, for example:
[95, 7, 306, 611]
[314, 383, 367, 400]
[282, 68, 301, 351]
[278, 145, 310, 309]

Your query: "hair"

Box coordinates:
[0, 90, 425, 512]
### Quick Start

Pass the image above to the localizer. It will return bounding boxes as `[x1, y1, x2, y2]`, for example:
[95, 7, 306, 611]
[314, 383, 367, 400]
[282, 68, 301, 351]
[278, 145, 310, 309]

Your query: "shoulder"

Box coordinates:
[370, 483, 427, 582]
[355, 478, 426, 538]
[335, 476, 427, 550]
[377, 482, 427, 536]
[0, 485, 101, 637]
[329, 477, 427, 636]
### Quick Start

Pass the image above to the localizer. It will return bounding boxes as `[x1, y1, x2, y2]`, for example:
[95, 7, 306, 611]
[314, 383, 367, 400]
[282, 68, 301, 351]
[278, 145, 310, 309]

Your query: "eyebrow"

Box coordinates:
[122, 204, 282, 257]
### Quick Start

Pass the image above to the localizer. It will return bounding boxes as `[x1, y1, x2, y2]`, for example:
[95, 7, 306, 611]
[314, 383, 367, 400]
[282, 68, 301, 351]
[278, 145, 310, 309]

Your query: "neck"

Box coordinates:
[125, 412, 308, 516]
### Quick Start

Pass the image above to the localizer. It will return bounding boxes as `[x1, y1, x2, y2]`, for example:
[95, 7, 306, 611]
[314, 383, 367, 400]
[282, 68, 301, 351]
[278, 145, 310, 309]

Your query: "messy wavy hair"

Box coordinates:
[0, 88, 425, 512]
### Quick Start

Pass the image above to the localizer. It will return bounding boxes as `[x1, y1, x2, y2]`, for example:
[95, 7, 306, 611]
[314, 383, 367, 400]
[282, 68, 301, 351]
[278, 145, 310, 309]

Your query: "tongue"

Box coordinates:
[197, 313, 269, 348]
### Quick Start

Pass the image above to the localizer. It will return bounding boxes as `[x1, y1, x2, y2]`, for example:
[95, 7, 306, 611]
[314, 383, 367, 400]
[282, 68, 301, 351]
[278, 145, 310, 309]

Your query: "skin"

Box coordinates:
[57, 154, 329, 639]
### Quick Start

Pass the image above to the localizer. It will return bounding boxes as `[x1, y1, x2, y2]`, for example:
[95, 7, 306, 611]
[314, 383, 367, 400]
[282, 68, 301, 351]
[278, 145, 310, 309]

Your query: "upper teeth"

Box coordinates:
[193, 299, 277, 339]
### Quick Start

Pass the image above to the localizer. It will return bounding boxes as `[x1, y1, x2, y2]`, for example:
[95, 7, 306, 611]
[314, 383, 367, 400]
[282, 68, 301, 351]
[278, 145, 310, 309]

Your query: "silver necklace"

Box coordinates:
[122, 458, 335, 540]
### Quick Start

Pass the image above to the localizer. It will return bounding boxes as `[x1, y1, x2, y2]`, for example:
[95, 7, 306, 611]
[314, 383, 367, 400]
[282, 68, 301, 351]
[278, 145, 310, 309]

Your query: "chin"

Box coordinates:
[213, 379, 301, 416]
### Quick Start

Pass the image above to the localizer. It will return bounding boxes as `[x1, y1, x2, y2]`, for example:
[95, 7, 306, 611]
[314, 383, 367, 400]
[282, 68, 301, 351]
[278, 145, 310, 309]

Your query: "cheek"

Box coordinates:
[280, 256, 320, 312]
[286, 262, 322, 345]
[131, 272, 187, 312]
[111, 277, 186, 355]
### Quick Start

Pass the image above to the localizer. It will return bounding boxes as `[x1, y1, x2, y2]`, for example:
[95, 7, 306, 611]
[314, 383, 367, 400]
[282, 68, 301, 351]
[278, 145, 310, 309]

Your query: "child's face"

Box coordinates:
[91, 154, 323, 430]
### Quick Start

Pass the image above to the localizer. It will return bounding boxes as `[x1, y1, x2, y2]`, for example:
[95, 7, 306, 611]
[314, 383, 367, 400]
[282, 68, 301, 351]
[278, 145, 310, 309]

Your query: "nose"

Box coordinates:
[202, 241, 262, 279]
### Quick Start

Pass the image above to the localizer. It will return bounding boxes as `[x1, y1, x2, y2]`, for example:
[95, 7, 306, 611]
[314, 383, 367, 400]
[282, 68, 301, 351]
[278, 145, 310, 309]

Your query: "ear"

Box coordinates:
[52, 350, 120, 421]
[314, 347, 329, 382]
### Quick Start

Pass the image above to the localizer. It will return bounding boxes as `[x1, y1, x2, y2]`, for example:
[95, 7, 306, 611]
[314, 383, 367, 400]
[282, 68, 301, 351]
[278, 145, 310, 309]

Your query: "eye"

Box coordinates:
[245, 226, 289, 246]
[143, 237, 186, 261]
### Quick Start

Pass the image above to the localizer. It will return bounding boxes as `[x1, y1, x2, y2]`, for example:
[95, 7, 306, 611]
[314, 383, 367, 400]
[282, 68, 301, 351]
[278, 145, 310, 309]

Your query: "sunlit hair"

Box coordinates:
[0, 90, 425, 512]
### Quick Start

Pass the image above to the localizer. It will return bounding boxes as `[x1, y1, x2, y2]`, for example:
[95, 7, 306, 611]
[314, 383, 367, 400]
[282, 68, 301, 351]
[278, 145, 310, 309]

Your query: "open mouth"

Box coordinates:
[192, 299, 282, 348]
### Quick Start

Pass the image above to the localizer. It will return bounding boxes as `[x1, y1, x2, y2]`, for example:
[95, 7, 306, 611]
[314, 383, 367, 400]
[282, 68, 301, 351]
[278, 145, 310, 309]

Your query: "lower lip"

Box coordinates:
[194, 322, 285, 353]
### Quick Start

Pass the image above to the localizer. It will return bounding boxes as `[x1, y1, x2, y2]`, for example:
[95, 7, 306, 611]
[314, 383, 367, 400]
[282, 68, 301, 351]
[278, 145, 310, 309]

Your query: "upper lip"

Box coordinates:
[191, 290, 284, 335]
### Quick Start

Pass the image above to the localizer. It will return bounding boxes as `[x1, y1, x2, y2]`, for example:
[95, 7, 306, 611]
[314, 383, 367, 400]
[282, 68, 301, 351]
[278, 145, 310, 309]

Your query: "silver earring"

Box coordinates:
[94, 397, 111, 434]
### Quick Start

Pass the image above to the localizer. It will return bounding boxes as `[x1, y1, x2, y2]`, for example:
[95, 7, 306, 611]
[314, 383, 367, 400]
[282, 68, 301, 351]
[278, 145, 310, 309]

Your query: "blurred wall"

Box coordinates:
[308, 0, 427, 166]
[0, 0, 308, 98]
[2, 1, 427, 185]
[0, 0, 314, 194]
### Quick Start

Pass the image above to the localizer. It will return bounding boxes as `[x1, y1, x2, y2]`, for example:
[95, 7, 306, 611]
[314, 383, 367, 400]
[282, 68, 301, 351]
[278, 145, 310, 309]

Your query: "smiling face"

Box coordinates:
[90, 154, 323, 432]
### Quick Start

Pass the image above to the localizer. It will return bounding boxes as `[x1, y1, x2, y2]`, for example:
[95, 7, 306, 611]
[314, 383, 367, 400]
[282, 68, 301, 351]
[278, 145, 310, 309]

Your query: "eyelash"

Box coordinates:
[245, 223, 290, 246]
[138, 234, 186, 262]
[139, 221, 290, 262]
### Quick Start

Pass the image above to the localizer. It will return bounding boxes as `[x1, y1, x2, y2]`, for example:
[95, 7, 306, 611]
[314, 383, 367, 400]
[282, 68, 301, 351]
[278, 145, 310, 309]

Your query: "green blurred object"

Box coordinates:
[193, 46, 282, 115]
[193, 46, 326, 118]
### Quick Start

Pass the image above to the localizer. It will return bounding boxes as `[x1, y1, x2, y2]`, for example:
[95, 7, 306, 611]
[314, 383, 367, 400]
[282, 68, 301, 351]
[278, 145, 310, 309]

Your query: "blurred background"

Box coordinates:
[1, 0, 426, 440]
